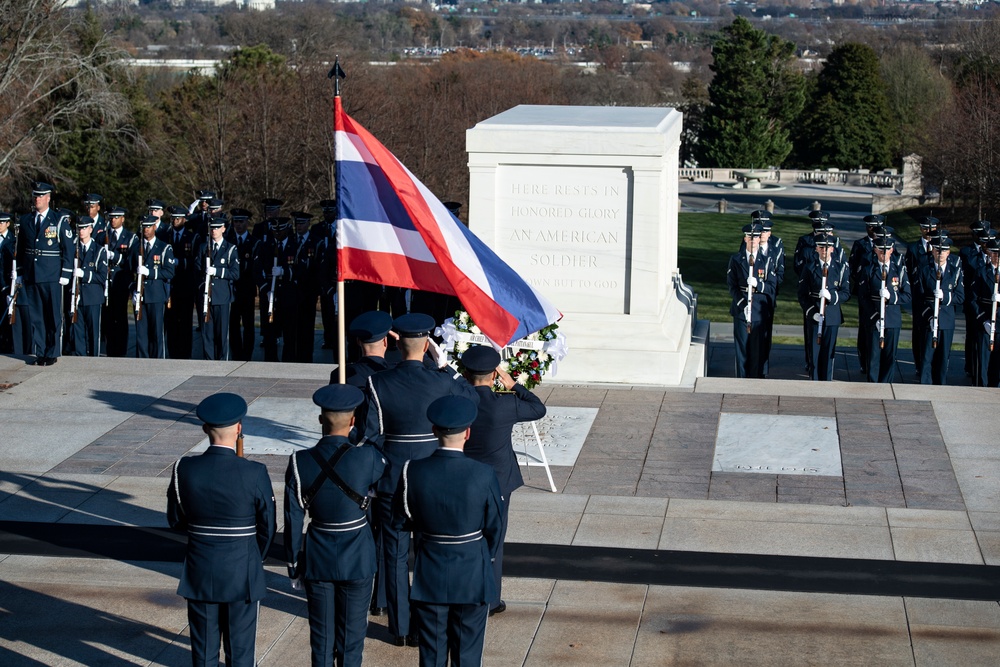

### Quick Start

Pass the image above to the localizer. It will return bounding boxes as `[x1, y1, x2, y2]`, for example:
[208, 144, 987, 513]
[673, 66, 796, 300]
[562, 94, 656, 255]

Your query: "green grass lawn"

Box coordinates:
[678, 212, 922, 326]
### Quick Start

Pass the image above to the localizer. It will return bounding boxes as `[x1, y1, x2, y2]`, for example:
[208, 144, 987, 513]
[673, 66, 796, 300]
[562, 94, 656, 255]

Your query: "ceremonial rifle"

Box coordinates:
[991, 264, 999, 353]
[135, 238, 145, 321]
[70, 241, 80, 324]
[878, 265, 887, 350]
[6, 259, 18, 326]
[744, 252, 755, 334]
[203, 255, 212, 323]
[817, 263, 828, 345]
[931, 266, 942, 349]
[268, 256, 277, 324]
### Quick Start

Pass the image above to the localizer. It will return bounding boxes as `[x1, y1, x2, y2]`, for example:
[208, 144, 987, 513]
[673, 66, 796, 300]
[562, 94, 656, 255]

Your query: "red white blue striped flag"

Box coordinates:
[335, 97, 560, 347]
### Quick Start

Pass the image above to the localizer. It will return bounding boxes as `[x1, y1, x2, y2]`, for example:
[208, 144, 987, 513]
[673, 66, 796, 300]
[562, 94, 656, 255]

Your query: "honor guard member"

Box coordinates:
[253, 197, 283, 242]
[914, 232, 963, 385]
[317, 200, 339, 351]
[335, 310, 398, 387]
[98, 206, 138, 357]
[970, 237, 1000, 387]
[227, 208, 259, 361]
[753, 211, 783, 371]
[461, 345, 546, 617]
[857, 232, 911, 383]
[797, 234, 850, 381]
[355, 312, 480, 646]
[187, 190, 216, 240]
[133, 215, 176, 359]
[395, 395, 503, 667]
[256, 218, 295, 362]
[284, 385, 387, 667]
[0, 211, 15, 352]
[197, 214, 239, 360]
[727, 223, 778, 378]
[850, 215, 886, 374]
[907, 216, 940, 377]
[147, 199, 166, 225]
[794, 211, 844, 276]
[17, 183, 74, 366]
[289, 211, 321, 363]
[6, 214, 33, 356]
[70, 216, 108, 356]
[961, 222, 992, 382]
[167, 393, 276, 667]
[161, 206, 197, 359]
[81, 193, 106, 236]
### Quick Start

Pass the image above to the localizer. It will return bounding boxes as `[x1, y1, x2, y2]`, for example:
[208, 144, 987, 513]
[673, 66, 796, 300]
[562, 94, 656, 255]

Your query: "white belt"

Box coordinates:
[424, 530, 482, 545]
[189, 523, 256, 538]
[312, 516, 368, 533]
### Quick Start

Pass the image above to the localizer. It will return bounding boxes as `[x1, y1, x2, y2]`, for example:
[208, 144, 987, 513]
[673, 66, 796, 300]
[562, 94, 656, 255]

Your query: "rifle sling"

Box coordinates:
[302, 444, 370, 511]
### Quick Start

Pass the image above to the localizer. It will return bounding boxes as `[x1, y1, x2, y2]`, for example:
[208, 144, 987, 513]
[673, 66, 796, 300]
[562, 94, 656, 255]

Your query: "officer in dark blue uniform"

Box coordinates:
[906, 217, 939, 378]
[167, 393, 276, 667]
[256, 218, 295, 361]
[226, 208, 259, 361]
[187, 190, 216, 241]
[461, 345, 546, 617]
[727, 223, 778, 378]
[81, 193, 106, 237]
[913, 232, 963, 385]
[98, 206, 138, 357]
[850, 215, 886, 375]
[334, 310, 398, 387]
[70, 216, 107, 357]
[356, 312, 479, 646]
[16, 182, 74, 366]
[134, 215, 176, 359]
[396, 395, 503, 667]
[316, 200, 339, 351]
[961, 222, 992, 382]
[857, 232, 911, 383]
[284, 384, 387, 667]
[160, 205, 198, 359]
[290, 211, 321, 363]
[970, 238, 1000, 387]
[797, 234, 850, 381]
[0, 211, 15, 353]
[197, 215, 240, 360]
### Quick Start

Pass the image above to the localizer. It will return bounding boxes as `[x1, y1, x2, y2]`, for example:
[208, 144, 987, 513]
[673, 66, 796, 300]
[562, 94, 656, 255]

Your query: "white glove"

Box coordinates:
[271, 266, 284, 277]
[73, 268, 84, 278]
[206, 265, 217, 277]
[747, 276, 758, 289]
[290, 577, 303, 591]
[819, 288, 832, 301]
[59, 277, 69, 286]
[879, 287, 891, 300]
[985, 322, 995, 337]
[427, 338, 448, 369]
[993, 293, 1000, 303]
[14, 276, 22, 286]
[934, 288, 944, 300]
[812, 312, 823, 323]
[137, 265, 150, 277]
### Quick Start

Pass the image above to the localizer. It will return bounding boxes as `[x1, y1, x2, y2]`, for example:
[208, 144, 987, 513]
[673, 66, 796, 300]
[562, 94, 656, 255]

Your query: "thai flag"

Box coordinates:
[334, 97, 560, 346]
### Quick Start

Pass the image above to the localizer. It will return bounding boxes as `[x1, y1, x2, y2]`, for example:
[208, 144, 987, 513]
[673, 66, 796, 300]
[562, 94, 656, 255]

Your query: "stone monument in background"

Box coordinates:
[466, 105, 704, 385]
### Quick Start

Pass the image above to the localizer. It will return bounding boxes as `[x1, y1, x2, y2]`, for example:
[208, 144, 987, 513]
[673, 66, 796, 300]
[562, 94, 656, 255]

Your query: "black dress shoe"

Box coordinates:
[393, 635, 416, 647]
[369, 606, 385, 617]
[488, 600, 507, 617]
[45, 357, 57, 366]
[406, 635, 418, 647]
[29, 357, 43, 366]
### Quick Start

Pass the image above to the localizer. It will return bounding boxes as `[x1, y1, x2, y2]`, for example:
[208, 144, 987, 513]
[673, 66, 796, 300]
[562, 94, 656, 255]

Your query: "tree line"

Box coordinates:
[1, 3, 998, 221]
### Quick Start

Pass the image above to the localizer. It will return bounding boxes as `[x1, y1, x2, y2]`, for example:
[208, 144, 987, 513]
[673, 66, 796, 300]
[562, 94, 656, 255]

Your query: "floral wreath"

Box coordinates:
[435, 310, 568, 390]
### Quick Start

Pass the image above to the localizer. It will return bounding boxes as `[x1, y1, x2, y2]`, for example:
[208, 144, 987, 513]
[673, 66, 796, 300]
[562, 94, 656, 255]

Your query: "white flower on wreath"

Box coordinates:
[537, 351, 549, 363]
[459, 312, 470, 325]
[499, 361, 510, 372]
[516, 373, 529, 385]
[470, 324, 481, 335]
[457, 342, 469, 353]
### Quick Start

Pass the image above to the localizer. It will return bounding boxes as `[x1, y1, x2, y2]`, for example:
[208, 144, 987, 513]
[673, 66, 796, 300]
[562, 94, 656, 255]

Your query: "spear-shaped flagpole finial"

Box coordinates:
[328, 55, 346, 96]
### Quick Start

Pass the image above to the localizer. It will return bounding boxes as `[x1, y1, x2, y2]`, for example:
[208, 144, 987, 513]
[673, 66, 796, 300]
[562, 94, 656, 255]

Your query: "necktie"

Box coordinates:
[145, 242, 152, 254]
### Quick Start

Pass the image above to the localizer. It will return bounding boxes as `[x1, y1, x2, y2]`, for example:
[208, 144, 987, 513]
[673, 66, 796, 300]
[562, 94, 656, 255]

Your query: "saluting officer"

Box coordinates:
[461, 345, 546, 617]
[396, 395, 503, 667]
[98, 206, 138, 357]
[850, 215, 886, 375]
[70, 216, 108, 357]
[907, 217, 940, 378]
[284, 384, 387, 667]
[167, 393, 276, 667]
[970, 237, 1000, 387]
[226, 208, 259, 361]
[134, 215, 176, 359]
[797, 234, 850, 381]
[857, 232, 911, 383]
[197, 215, 239, 361]
[913, 232, 963, 385]
[727, 223, 778, 378]
[17, 182, 74, 366]
[186, 190, 216, 240]
[355, 312, 480, 646]
[161, 205, 198, 359]
[335, 310, 398, 387]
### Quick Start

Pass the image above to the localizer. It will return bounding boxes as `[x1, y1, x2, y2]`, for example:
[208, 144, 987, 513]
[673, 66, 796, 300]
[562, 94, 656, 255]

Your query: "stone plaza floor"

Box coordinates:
[1, 352, 999, 666]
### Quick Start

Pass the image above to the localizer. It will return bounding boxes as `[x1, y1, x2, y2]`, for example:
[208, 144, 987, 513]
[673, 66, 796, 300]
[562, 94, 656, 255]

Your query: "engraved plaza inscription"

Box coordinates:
[497, 165, 630, 314]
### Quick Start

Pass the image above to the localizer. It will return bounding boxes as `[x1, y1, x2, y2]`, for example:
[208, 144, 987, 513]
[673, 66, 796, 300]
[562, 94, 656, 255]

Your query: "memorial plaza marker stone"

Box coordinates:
[713, 413, 843, 477]
[467, 105, 701, 384]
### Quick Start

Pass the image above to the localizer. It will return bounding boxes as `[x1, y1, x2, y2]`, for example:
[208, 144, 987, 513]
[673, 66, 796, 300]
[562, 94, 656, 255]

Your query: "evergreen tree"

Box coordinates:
[696, 18, 805, 168]
[795, 43, 895, 170]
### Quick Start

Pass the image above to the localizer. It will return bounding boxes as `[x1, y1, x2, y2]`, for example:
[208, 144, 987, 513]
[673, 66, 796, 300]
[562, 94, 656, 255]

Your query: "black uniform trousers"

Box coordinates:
[857, 313, 871, 375]
[865, 326, 901, 383]
[374, 495, 413, 638]
[202, 304, 231, 361]
[105, 290, 131, 357]
[26, 282, 62, 359]
[229, 295, 255, 362]
[805, 321, 839, 382]
[0, 315, 11, 353]
[733, 321, 767, 379]
[72, 305, 101, 357]
[11, 303, 33, 355]
[166, 292, 195, 360]
[305, 576, 373, 667]
[136, 303, 167, 359]
[413, 601, 488, 667]
[491, 498, 510, 608]
[370, 508, 387, 611]
[977, 331, 1000, 387]
[919, 328, 955, 385]
[294, 293, 317, 363]
[187, 599, 259, 667]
